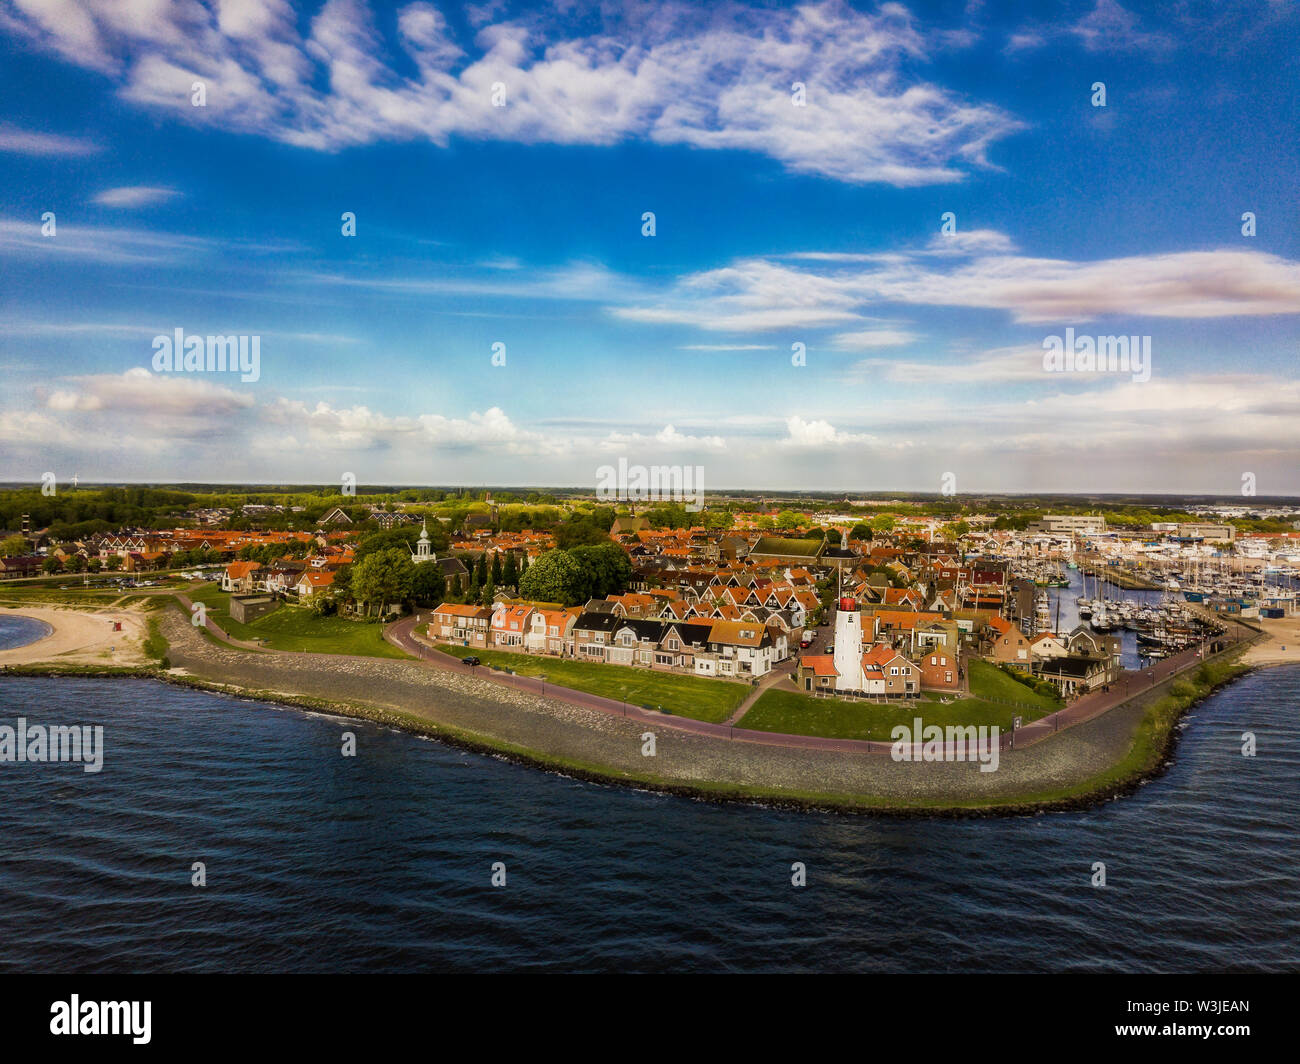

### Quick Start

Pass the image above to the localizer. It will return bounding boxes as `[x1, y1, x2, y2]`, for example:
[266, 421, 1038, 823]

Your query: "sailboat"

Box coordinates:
[1090, 598, 1115, 632]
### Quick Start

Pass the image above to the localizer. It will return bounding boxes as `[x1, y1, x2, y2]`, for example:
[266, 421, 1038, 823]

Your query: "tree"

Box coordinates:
[518, 549, 586, 606]
[42, 557, 63, 573]
[410, 562, 447, 607]
[644, 502, 690, 529]
[87, 558, 103, 573]
[554, 515, 610, 548]
[355, 524, 446, 563]
[850, 522, 873, 541]
[490, 551, 502, 585]
[332, 565, 353, 604]
[450, 574, 463, 600]
[351, 548, 414, 616]
[871, 515, 896, 533]
[475, 553, 488, 585]
[502, 552, 518, 589]
[66, 555, 87, 573]
[569, 542, 633, 600]
[0, 534, 27, 556]
[480, 579, 496, 607]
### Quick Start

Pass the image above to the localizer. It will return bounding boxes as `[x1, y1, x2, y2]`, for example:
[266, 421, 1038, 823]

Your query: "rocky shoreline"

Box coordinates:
[0, 604, 1259, 817]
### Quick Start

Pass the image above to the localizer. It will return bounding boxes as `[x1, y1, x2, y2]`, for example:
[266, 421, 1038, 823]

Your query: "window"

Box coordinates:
[945, 671, 953, 683]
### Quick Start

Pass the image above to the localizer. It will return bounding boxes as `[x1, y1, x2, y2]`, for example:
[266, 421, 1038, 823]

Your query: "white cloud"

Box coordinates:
[678, 343, 776, 351]
[923, 228, 1017, 256]
[830, 327, 918, 350]
[613, 240, 1300, 329]
[1, 0, 1022, 186]
[1070, 0, 1174, 54]
[0, 123, 100, 155]
[780, 415, 877, 448]
[91, 185, 181, 208]
[600, 423, 727, 451]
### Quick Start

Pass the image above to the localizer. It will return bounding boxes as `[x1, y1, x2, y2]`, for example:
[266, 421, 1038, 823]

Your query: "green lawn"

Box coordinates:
[737, 660, 1061, 742]
[185, 583, 409, 659]
[0, 587, 131, 606]
[433, 643, 748, 723]
[966, 659, 1060, 709]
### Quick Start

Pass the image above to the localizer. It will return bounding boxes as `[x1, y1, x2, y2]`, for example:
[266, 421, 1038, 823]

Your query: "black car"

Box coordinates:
[463, 656, 481, 667]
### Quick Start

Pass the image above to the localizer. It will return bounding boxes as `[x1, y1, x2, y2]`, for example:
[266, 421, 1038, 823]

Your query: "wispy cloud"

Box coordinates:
[611, 236, 1300, 329]
[0, 123, 100, 156]
[91, 185, 182, 208]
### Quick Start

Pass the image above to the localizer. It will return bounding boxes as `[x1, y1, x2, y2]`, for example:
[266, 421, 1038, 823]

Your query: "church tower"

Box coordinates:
[411, 518, 435, 565]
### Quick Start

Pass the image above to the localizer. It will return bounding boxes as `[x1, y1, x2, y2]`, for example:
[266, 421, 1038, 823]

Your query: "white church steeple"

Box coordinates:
[412, 518, 436, 564]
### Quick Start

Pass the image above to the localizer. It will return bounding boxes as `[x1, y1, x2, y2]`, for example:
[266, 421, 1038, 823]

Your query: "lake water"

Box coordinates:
[0, 613, 52, 652]
[0, 671, 1296, 973]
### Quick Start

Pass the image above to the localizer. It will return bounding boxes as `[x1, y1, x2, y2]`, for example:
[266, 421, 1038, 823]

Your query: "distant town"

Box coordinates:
[3, 485, 1296, 729]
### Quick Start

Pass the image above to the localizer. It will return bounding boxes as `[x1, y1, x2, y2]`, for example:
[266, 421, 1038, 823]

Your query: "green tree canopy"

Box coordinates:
[518, 549, 586, 606]
[352, 548, 414, 616]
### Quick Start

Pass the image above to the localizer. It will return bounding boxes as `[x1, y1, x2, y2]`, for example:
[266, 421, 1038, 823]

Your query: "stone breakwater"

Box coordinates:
[141, 609, 1228, 815]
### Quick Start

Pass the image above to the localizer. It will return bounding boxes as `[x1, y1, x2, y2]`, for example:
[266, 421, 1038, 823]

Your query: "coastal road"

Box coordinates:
[386, 614, 1251, 758]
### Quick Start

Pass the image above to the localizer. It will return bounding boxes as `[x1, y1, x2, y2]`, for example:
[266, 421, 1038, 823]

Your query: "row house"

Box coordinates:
[263, 562, 308, 594]
[428, 603, 491, 647]
[295, 571, 335, 599]
[917, 648, 962, 692]
[525, 607, 579, 655]
[694, 620, 781, 679]
[985, 615, 1032, 664]
[0, 556, 42, 579]
[222, 561, 262, 593]
[490, 603, 535, 648]
[1039, 654, 1113, 698]
[860, 645, 922, 698]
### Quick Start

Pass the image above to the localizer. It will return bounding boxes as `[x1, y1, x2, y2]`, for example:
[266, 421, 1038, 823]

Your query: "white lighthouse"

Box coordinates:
[832, 596, 864, 692]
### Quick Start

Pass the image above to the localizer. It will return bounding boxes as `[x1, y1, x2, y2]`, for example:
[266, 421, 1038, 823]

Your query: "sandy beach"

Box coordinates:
[0, 606, 150, 667]
[1241, 618, 1300, 668]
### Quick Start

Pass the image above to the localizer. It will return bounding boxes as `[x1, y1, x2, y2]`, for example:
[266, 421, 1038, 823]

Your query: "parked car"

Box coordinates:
[463, 656, 481, 667]
[799, 638, 812, 649]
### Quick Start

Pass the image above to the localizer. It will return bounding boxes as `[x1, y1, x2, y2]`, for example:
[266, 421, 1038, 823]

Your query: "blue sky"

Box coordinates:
[1, 0, 1298, 493]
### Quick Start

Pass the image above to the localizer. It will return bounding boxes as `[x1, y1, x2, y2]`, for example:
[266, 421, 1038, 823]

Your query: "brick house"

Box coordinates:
[428, 603, 491, 647]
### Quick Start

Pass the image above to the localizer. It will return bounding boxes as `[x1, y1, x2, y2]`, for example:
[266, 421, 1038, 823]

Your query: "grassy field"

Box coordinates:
[143, 616, 169, 664]
[967, 660, 1059, 708]
[737, 660, 1061, 741]
[433, 643, 748, 723]
[185, 583, 410, 659]
[0, 587, 134, 607]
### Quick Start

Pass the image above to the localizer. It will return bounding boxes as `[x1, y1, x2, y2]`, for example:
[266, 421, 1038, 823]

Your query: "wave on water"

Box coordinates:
[0, 671, 1296, 973]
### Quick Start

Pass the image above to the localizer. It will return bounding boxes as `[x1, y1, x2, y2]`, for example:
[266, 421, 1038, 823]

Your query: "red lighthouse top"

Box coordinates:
[838, 597, 857, 612]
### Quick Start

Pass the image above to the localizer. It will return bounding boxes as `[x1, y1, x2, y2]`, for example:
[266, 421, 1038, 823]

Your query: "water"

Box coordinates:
[1048, 568, 1187, 669]
[0, 673, 1296, 973]
[0, 613, 52, 652]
